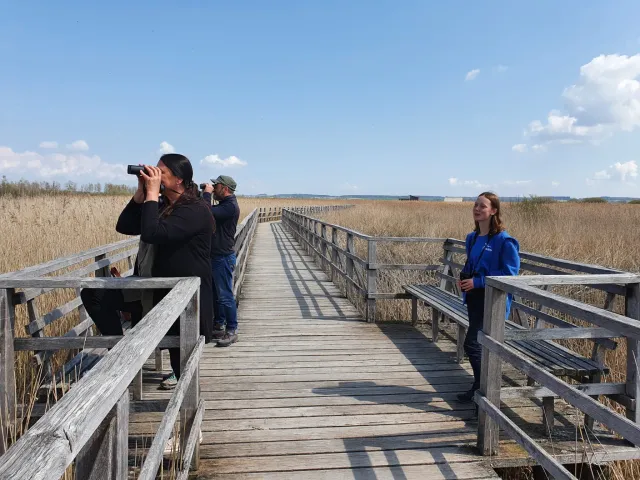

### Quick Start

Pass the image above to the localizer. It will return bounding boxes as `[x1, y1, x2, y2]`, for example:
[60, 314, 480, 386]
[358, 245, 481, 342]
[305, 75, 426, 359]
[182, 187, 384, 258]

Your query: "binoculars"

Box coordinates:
[459, 271, 473, 281]
[127, 166, 208, 190]
[127, 165, 144, 176]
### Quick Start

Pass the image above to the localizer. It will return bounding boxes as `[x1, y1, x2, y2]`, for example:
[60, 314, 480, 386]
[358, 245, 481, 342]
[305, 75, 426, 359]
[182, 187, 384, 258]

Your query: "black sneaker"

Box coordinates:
[457, 388, 478, 403]
[217, 330, 238, 347]
[212, 327, 226, 340]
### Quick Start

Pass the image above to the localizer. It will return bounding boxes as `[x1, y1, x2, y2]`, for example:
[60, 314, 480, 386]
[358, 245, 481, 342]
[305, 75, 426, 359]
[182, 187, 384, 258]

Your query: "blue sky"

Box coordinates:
[2, 1, 640, 197]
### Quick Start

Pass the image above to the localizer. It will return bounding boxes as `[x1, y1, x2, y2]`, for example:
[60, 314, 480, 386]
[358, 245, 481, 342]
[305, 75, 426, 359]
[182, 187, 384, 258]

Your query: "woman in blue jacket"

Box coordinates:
[457, 192, 520, 403]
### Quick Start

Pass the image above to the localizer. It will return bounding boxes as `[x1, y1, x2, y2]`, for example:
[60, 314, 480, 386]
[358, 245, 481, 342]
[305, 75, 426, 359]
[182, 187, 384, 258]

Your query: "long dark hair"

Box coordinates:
[159, 153, 201, 217]
[474, 191, 505, 235]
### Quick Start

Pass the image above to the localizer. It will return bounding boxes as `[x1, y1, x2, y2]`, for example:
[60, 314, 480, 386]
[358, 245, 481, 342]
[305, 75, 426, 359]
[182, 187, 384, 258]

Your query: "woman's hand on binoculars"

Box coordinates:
[459, 279, 474, 292]
[132, 165, 146, 203]
[140, 165, 162, 202]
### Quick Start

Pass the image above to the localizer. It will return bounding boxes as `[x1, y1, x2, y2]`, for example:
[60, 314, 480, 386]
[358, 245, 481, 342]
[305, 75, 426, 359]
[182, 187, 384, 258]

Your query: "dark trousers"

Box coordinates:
[211, 253, 238, 332]
[463, 288, 485, 390]
[80, 288, 181, 378]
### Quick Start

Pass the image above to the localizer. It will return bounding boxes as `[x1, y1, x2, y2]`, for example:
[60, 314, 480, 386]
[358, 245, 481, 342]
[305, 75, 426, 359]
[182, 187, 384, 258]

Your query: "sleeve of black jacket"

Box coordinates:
[140, 200, 204, 244]
[116, 198, 143, 235]
[202, 192, 236, 221]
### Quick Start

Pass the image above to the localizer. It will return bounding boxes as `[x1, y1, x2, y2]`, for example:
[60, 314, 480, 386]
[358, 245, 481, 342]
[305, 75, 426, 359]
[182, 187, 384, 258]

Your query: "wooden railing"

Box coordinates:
[282, 208, 445, 322]
[0, 207, 262, 477]
[475, 274, 640, 480]
[257, 204, 353, 224]
[0, 276, 203, 479]
[282, 209, 628, 324]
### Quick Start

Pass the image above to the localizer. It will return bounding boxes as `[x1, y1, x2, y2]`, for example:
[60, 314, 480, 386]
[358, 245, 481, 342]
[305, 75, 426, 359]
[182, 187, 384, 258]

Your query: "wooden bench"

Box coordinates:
[404, 283, 612, 432]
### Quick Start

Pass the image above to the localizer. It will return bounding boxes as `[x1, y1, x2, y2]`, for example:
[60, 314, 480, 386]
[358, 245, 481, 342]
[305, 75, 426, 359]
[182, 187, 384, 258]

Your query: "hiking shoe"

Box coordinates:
[456, 388, 478, 403]
[216, 330, 238, 347]
[212, 327, 226, 340]
[159, 372, 177, 390]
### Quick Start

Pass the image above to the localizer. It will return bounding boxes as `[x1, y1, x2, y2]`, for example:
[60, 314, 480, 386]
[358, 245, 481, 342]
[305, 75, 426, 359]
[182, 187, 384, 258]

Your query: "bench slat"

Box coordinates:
[404, 283, 606, 377]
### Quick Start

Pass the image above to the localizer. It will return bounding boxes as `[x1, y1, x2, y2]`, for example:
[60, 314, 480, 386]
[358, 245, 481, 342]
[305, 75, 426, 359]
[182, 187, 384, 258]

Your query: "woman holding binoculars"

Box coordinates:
[456, 192, 520, 403]
[82, 154, 215, 390]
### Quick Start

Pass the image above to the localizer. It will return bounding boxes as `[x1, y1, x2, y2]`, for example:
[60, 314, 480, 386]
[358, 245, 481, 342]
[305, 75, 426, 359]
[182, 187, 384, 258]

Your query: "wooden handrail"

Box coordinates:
[0, 278, 201, 479]
[476, 278, 640, 478]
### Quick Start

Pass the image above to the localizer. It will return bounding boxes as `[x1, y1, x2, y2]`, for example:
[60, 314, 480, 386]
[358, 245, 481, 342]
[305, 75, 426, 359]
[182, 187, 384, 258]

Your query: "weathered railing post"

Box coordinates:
[320, 224, 327, 271]
[477, 285, 507, 456]
[0, 288, 15, 455]
[330, 227, 338, 282]
[366, 240, 377, 323]
[76, 391, 129, 480]
[346, 233, 355, 302]
[625, 283, 640, 424]
[180, 289, 201, 470]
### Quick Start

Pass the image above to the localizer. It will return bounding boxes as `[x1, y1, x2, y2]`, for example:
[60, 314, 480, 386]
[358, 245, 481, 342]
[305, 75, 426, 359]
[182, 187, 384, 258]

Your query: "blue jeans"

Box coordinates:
[211, 253, 237, 332]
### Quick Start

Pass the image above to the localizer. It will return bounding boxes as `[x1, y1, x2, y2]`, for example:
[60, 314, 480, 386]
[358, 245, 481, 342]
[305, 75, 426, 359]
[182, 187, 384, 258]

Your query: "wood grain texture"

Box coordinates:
[0, 278, 199, 480]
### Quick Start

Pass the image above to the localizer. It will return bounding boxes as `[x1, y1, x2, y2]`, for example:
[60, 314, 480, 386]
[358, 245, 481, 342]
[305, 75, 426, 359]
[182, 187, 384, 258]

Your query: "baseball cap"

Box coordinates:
[211, 175, 237, 192]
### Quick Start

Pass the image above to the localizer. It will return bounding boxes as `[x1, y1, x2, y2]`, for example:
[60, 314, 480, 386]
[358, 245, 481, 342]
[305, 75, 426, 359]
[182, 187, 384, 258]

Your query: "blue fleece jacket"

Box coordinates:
[462, 230, 520, 317]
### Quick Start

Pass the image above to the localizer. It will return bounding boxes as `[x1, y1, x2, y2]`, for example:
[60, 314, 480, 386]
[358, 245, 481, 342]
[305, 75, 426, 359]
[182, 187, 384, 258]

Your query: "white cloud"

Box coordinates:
[67, 140, 89, 151]
[465, 69, 480, 81]
[341, 182, 358, 191]
[551, 181, 560, 187]
[531, 144, 547, 152]
[512, 144, 527, 153]
[158, 141, 175, 155]
[496, 65, 509, 73]
[39, 141, 58, 149]
[588, 160, 638, 184]
[516, 54, 640, 149]
[502, 180, 532, 186]
[448, 177, 488, 189]
[200, 154, 247, 168]
[0, 145, 129, 181]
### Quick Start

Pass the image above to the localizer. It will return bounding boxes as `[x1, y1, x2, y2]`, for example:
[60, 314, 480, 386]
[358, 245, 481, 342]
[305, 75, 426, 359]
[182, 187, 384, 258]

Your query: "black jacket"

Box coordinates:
[116, 197, 215, 343]
[202, 193, 240, 256]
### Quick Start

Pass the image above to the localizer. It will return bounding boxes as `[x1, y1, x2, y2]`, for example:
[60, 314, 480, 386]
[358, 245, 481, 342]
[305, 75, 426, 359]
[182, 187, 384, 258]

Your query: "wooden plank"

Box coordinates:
[478, 332, 640, 446]
[193, 446, 490, 474]
[366, 240, 376, 322]
[487, 278, 640, 340]
[0, 289, 16, 455]
[477, 285, 507, 456]
[1, 276, 189, 290]
[475, 394, 577, 480]
[176, 398, 205, 480]
[180, 291, 200, 471]
[0, 278, 199, 480]
[196, 462, 498, 480]
[0, 237, 139, 279]
[75, 391, 129, 480]
[512, 301, 617, 350]
[504, 326, 619, 342]
[14, 336, 181, 351]
[625, 283, 640, 424]
[137, 336, 204, 480]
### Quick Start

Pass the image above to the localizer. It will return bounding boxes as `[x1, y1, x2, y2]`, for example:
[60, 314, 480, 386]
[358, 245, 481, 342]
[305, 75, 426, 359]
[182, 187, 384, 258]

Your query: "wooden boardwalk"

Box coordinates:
[134, 222, 636, 479]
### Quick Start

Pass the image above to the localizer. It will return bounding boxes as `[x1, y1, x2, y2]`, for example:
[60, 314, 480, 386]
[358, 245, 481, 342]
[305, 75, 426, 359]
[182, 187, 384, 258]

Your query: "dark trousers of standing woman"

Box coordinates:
[463, 288, 485, 391]
[81, 288, 181, 379]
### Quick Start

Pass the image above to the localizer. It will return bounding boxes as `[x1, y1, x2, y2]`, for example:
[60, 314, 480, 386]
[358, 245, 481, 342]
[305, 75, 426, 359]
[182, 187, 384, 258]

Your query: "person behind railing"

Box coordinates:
[81, 153, 215, 392]
[456, 191, 520, 403]
[202, 176, 241, 347]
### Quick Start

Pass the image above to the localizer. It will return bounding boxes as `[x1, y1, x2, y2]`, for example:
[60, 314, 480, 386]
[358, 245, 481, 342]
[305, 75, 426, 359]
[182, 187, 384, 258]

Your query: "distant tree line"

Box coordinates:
[0, 176, 136, 197]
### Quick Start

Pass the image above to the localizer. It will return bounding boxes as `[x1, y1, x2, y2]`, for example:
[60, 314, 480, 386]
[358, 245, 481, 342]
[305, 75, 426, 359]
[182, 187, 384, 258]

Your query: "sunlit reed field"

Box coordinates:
[2, 195, 640, 478]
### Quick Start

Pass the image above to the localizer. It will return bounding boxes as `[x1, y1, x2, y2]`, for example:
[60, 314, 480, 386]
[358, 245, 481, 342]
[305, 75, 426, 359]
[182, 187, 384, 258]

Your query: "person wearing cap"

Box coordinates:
[203, 175, 241, 346]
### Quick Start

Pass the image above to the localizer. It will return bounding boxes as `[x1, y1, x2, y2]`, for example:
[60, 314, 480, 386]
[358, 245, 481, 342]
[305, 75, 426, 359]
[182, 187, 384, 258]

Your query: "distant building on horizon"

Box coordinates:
[399, 195, 420, 201]
[444, 197, 463, 202]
